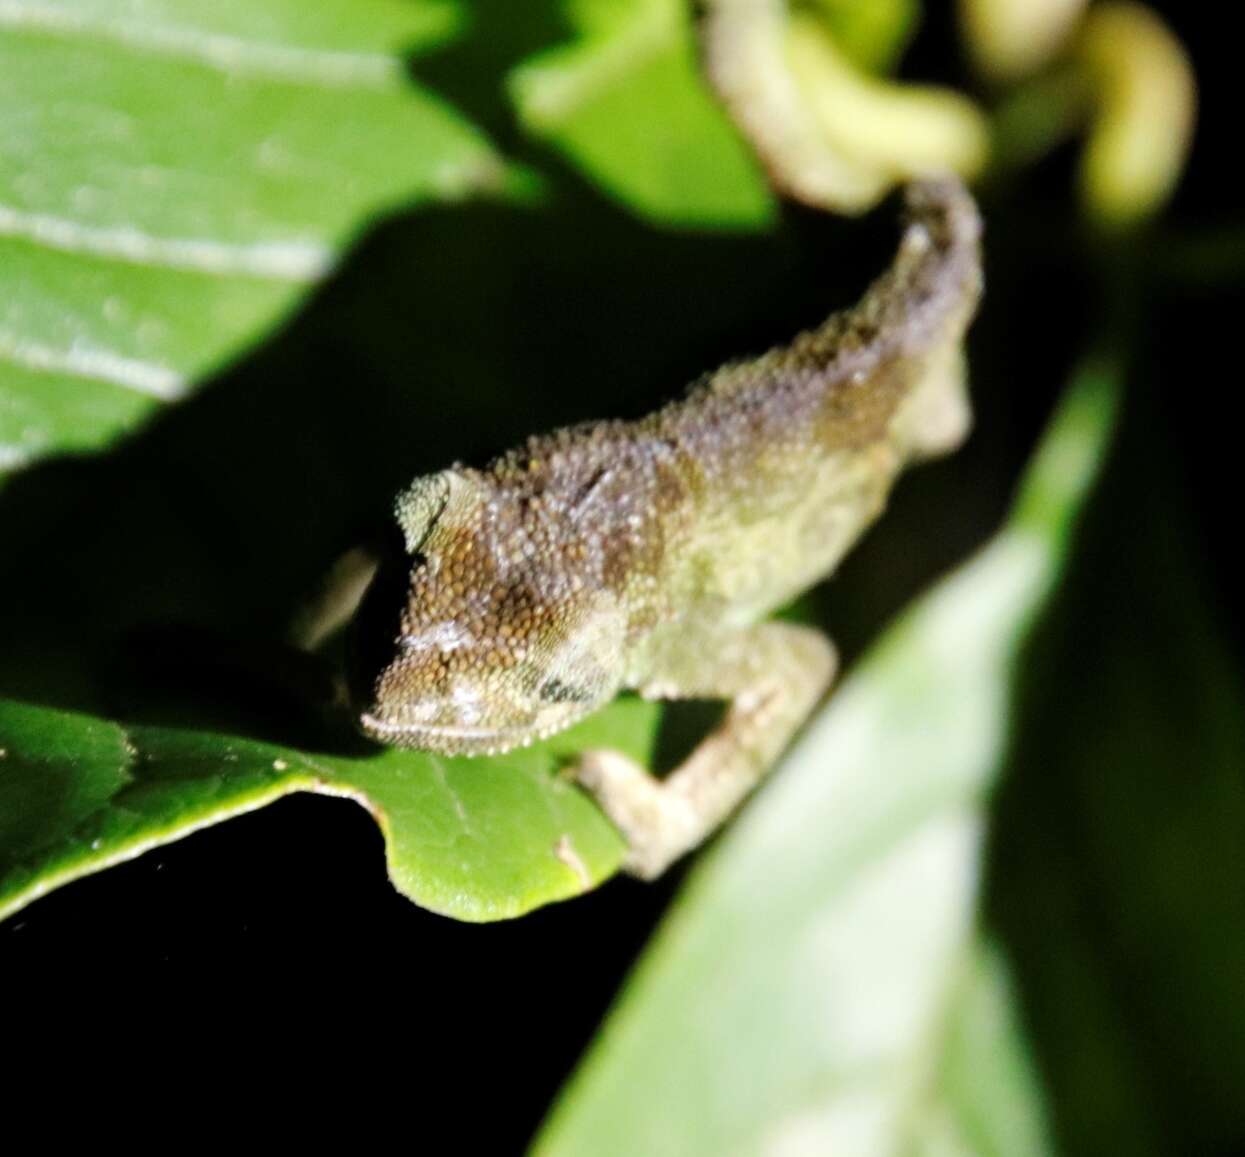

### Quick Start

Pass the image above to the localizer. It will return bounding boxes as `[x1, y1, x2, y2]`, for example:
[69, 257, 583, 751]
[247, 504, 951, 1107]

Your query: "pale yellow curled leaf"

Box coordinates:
[702, 0, 988, 214]
[788, 14, 988, 184]
[703, 0, 888, 211]
[1077, 3, 1195, 228]
[959, 0, 1088, 82]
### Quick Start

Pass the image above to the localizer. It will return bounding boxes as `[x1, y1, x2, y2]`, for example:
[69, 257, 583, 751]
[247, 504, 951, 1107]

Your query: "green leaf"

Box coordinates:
[0, 0, 507, 478]
[508, 0, 775, 228]
[915, 941, 1053, 1155]
[0, 695, 665, 924]
[533, 366, 1117, 1156]
[806, 0, 920, 74]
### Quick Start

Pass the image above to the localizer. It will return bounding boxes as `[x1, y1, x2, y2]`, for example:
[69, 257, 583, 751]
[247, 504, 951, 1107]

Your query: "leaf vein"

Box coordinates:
[430, 756, 472, 832]
[0, 329, 185, 398]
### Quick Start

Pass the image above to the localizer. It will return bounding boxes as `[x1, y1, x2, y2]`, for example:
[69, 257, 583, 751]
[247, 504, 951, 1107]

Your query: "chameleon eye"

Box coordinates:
[539, 676, 592, 704]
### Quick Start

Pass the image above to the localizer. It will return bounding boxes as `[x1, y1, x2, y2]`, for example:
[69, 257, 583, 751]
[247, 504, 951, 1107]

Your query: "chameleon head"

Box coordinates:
[349, 469, 626, 755]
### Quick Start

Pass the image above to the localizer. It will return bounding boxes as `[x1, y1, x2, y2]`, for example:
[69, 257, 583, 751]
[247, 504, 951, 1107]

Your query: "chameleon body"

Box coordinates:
[350, 178, 982, 878]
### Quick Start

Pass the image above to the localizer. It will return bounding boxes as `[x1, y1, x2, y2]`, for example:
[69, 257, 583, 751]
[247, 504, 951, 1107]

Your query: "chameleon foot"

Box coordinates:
[574, 622, 837, 879]
[574, 749, 706, 880]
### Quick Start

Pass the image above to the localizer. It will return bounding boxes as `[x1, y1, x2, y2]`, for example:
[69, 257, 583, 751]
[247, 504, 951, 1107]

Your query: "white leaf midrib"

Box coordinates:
[0, 203, 333, 280]
[0, 0, 402, 88]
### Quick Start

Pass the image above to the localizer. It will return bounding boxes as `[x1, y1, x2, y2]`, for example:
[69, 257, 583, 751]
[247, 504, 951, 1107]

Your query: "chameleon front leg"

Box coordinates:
[573, 621, 836, 879]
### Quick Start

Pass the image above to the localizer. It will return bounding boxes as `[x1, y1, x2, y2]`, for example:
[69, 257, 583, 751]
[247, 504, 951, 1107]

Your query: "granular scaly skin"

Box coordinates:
[352, 177, 983, 878]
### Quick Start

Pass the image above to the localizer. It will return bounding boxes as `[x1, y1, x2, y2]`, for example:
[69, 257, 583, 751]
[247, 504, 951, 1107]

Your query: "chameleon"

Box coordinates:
[343, 177, 982, 880]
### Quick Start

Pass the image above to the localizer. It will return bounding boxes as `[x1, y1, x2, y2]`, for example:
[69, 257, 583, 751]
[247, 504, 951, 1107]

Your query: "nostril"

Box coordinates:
[539, 676, 592, 704]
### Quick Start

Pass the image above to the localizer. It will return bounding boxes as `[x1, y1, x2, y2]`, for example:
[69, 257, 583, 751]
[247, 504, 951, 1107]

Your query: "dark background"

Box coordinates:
[3, 3, 1241, 1152]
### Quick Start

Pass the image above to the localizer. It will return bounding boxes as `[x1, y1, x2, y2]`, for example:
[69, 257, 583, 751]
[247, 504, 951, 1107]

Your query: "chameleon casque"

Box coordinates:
[345, 177, 982, 880]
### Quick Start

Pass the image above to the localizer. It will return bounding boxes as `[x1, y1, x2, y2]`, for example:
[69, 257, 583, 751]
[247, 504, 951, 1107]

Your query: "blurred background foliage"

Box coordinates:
[1, 1, 1242, 1153]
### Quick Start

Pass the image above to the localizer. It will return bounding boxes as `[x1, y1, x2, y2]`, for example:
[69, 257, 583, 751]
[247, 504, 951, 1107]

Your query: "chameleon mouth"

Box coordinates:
[357, 709, 587, 756]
